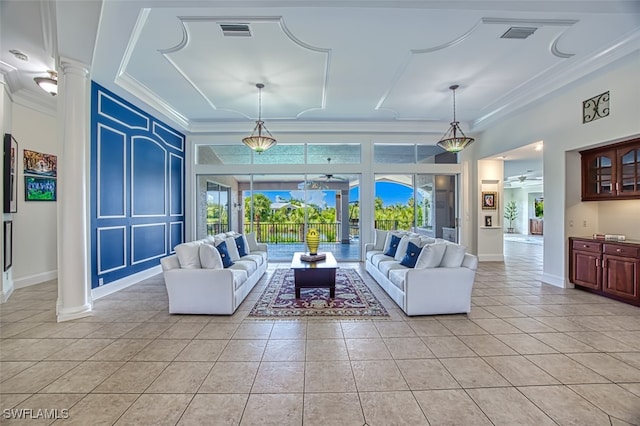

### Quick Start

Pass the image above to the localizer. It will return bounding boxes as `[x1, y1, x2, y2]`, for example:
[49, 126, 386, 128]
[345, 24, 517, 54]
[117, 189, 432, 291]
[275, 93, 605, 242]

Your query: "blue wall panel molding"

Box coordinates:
[91, 82, 185, 289]
[97, 226, 126, 274]
[131, 223, 167, 264]
[170, 221, 184, 254]
[97, 124, 126, 218]
[169, 153, 184, 216]
[131, 137, 167, 217]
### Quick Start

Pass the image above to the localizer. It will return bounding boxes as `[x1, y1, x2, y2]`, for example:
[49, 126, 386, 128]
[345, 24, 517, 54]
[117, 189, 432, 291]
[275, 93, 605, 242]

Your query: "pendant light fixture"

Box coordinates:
[436, 84, 474, 153]
[34, 70, 58, 96]
[242, 83, 276, 153]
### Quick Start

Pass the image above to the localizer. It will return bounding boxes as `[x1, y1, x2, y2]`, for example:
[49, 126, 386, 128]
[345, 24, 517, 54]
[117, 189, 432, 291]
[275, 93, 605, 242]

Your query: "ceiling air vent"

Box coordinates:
[500, 26, 537, 39]
[219, 23, 252, 37]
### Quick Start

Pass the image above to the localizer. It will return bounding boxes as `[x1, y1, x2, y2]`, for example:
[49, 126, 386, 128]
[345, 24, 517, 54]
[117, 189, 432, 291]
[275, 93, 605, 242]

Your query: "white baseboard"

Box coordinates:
[541, 272, 566, 288]
[14, 270, 57, 289]
[92, 265, 162, 300]
[478, 254, 504, 262]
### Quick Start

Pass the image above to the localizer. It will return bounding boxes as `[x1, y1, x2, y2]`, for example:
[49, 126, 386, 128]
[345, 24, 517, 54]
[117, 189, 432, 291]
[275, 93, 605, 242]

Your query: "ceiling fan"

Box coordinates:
[313, 158, 348, 183]
[505, 170, 543, 186]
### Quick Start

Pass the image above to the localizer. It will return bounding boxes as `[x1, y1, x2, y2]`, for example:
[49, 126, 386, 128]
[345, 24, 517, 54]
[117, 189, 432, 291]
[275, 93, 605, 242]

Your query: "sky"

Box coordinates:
[246, 182, 413, 208]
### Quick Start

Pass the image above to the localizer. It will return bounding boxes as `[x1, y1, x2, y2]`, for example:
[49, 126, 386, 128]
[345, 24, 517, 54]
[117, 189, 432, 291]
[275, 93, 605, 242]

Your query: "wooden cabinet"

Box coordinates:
[529, 218, 543, 235]
[581, 138, 640, 201]
[570, 239, 601, 290]
[569, 237, 640, 306]
[602, 244, 640, 301]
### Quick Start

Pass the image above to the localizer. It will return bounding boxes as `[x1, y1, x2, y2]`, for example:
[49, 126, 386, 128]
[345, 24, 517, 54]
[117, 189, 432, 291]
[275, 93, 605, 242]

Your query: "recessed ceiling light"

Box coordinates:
[9, 49, 28, 61]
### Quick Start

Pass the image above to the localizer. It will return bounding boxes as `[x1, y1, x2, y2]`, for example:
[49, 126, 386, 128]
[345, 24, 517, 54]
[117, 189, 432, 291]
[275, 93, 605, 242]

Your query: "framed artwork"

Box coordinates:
[25, 176, 57, 201]
[3, 220, 12, 271]
[484, 215, 493, 227]
[3, 133, 18, 213]
[23, 149, 57, 177]
[482, 191, 497, 210]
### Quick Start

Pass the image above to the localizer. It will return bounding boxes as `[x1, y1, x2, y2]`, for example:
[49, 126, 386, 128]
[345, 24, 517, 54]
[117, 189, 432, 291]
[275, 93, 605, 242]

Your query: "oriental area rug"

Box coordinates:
[248, 268, 390, 318]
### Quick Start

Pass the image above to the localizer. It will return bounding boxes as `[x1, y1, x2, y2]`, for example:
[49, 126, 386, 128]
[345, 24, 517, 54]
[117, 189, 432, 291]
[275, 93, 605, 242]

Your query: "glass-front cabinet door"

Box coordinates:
[581, 138, 640, 201]
[618, 145, 640, 197]
[582, 150, 616, 200]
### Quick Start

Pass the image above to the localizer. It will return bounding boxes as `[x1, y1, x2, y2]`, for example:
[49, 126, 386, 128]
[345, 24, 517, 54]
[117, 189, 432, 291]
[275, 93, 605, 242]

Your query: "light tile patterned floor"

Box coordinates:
[1, 241, 640, 425]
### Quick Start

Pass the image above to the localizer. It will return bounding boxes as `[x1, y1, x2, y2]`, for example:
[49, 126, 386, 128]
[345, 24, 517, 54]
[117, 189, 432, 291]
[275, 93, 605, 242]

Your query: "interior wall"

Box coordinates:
[477, 159, 504, 261]
[597, 200, 640, 240]
[11, 103, 58, 288]
[1, 76, 14, 302]
[474, 53, 640, 287]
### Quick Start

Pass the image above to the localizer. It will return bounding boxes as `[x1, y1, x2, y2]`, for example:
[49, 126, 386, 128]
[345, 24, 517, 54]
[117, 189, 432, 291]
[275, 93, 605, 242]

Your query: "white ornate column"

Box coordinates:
[56, 58, 92, 322]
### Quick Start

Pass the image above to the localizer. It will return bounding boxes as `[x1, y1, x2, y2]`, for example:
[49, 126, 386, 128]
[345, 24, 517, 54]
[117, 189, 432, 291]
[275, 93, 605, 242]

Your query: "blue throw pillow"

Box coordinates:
[235, 235, 248, 257]
[400, 241, 422, 268]
[215, 241, 234, 268]
[384, 234, 402, 257]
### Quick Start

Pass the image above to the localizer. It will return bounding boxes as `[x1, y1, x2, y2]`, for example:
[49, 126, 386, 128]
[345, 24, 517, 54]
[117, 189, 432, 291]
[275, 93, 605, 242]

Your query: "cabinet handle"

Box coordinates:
[616, 248, 622, 252]
[583, 245, 588, 248]
[616, 182, 619, 193]
[596, 258, 599, 267]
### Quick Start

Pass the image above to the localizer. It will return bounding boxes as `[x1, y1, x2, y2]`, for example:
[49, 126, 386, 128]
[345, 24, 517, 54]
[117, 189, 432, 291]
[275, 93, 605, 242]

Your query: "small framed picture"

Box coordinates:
[482, 191, 497, 210]
[484, 215, 492, 227]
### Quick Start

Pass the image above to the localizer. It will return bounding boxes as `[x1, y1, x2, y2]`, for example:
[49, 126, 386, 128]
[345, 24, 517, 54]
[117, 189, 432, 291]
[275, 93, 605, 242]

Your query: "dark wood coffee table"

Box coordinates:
[290, 252, 338, 298]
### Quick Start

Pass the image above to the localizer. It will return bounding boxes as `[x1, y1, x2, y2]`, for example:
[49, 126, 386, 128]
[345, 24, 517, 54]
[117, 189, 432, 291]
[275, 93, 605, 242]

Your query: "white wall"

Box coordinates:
[1, 76, 14, 302]
[474, 53, 640, 287]
[11, 103, 58, 288]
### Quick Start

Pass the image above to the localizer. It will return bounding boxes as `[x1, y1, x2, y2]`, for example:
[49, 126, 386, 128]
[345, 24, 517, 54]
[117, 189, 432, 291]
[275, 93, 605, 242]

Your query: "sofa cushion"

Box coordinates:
[199, 243, 223, 269]
[384, 234, 403, 257]
[415, 242, 447, 269]
[230, 259, 257, 275]
[366, 250, 384, 262]
[440, 243, 467, 267]
[224, 237, 241, 261]
[374, 229, 388, 251]
[215, 240, 235, 268]
[235, 235, 249, 257]
[242, 253, 264, 267]
[388, 269, 409, 291]
[400, 241, 422, 268]
[175, 241, 203, 268]
[379, 260, 408, 278]
[371, 253, 395, 268]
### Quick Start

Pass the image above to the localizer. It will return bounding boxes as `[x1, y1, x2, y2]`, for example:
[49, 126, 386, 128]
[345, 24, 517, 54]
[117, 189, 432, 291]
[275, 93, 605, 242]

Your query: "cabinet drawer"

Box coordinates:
[571, 240, 602, 253]
[603, 244, 640, 257]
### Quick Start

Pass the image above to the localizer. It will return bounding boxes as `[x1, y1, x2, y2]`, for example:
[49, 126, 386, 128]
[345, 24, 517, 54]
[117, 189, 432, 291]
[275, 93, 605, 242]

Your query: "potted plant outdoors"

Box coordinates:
[504, 200, 518, 233]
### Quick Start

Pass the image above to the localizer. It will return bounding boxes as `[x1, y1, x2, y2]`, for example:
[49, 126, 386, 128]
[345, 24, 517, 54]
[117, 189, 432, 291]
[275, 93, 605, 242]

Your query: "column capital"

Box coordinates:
[59, 57, 90, 77]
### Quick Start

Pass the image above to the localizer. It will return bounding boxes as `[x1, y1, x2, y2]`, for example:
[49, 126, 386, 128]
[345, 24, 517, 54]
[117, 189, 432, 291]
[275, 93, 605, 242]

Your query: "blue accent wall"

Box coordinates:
[91, 82, 185, 288]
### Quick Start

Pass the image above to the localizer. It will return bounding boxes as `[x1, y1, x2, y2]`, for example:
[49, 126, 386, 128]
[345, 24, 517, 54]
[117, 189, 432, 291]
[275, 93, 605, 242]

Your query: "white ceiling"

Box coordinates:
[2, 1, 639, 146]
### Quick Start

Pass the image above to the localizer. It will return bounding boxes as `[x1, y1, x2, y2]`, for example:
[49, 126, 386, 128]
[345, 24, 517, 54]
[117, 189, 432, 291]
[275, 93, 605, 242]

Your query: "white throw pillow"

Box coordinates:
[175, 241, 203, 268]
[383, 231, 406, 254]
[241, 234, 251, 255]
[199, 243, 223, 269]
[415, 242, 447, 269]
[374, 230, 388, 251]
[394, 236, 421, 261]
[245, 232, 260, 251]
[440, 243, 467, 267]
[224, 236, 241, 261]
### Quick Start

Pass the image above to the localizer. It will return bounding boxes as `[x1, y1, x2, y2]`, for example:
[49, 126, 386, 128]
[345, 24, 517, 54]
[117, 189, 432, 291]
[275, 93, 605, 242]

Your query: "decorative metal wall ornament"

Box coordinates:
[583, 91, 609, 123]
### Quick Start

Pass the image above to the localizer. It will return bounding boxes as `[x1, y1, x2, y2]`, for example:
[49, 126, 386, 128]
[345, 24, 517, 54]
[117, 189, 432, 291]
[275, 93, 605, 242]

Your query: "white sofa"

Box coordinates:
[365, 230, 478, 316]
[160, 232, 268, 315]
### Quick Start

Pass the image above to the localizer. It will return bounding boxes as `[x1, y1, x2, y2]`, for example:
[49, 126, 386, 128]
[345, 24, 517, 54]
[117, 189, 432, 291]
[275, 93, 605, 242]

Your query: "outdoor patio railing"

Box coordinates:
[207, 220, 404, 242]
